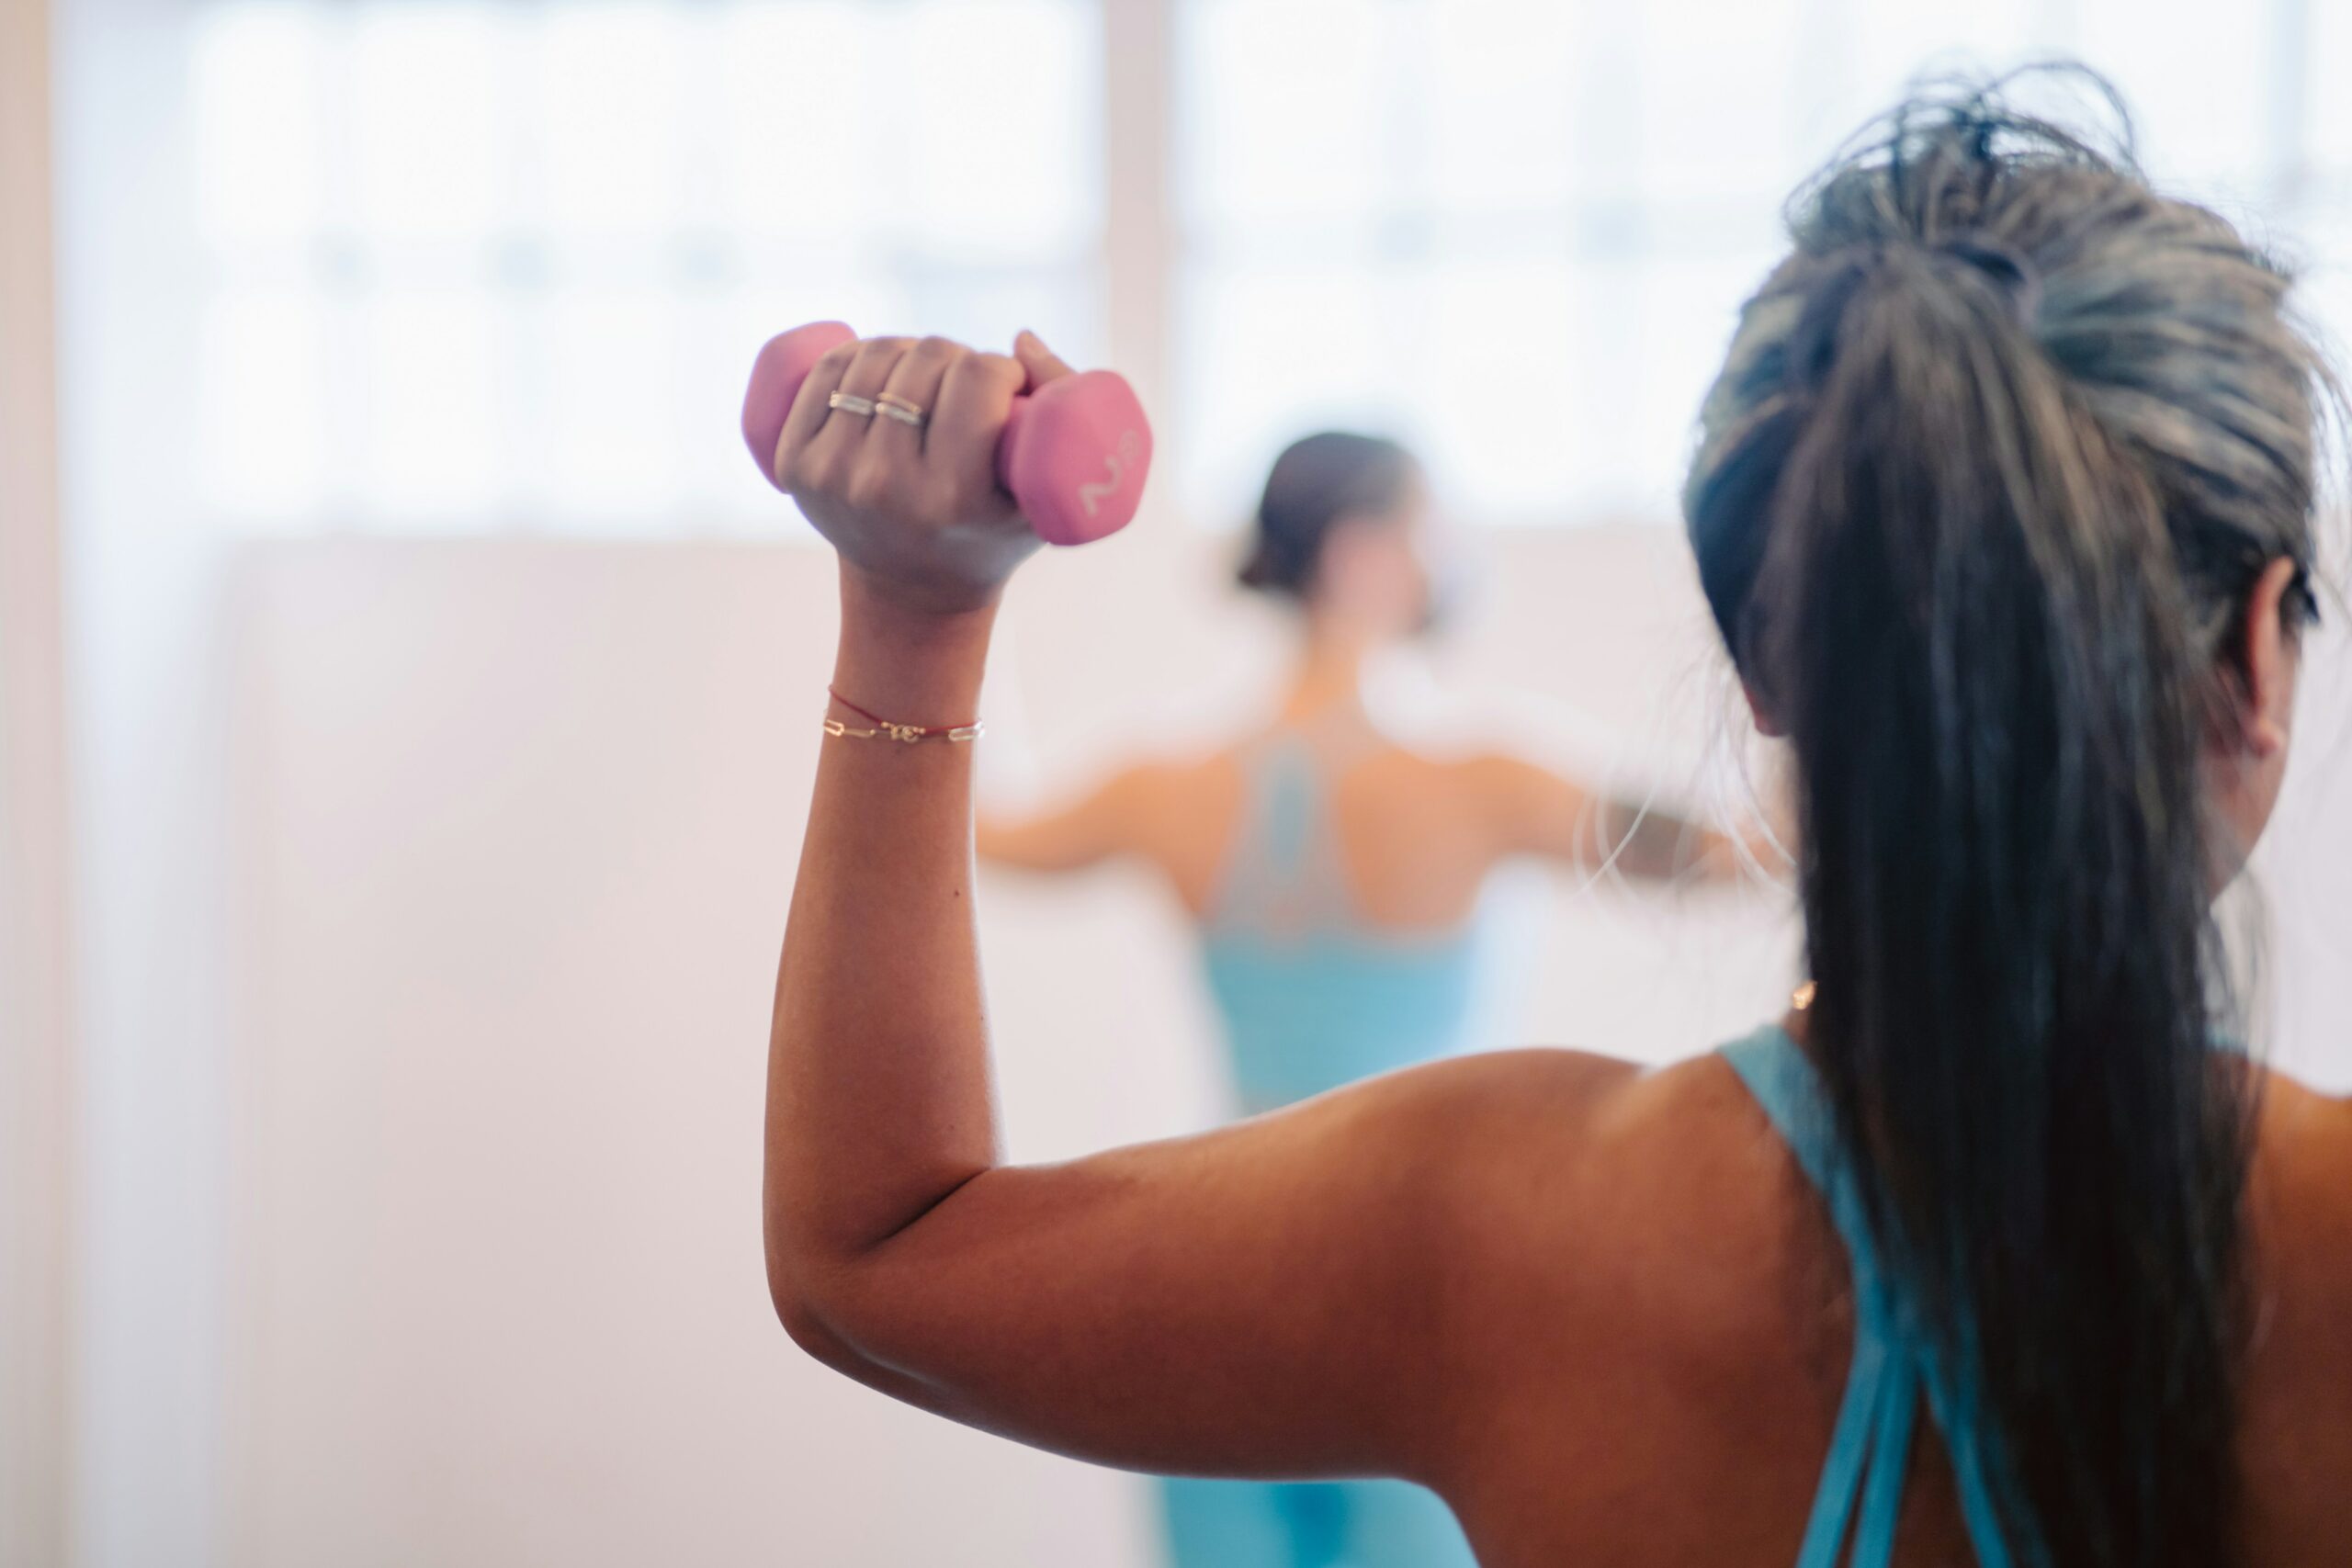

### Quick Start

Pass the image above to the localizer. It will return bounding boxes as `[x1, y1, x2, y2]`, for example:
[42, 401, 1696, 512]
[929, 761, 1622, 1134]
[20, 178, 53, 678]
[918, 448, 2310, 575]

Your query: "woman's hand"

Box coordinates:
[776, 331, 1071, 616]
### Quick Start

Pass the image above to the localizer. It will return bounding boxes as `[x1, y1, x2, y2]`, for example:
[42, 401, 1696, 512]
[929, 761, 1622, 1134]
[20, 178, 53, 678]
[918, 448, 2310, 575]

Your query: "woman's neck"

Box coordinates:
[1276, 622, 1377, 728]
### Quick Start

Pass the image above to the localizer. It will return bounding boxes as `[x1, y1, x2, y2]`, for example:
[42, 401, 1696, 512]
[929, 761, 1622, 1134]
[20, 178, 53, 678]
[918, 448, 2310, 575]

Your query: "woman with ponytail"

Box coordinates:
[758, 76, 2351, 1566]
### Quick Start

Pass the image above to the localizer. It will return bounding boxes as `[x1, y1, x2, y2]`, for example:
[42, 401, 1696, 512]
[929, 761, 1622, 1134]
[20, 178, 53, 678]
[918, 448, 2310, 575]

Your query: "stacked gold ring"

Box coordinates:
[874, 392, 928, 428]
[828, 390, 878, 417]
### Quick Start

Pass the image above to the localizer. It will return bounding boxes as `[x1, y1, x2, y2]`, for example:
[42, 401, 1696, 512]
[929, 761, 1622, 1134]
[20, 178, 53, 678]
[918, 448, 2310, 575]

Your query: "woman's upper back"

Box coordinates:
[1118, 721, 1590, 931]
[1193, 727, 1499, 1109]
[1425, 1040, 2352, 1566]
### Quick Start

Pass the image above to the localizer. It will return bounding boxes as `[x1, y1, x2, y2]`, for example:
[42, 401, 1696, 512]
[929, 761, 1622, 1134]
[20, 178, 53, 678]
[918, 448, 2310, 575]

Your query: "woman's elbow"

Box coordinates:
[765, 1248, 953, 1419]
[765, 1243, 869, 1372]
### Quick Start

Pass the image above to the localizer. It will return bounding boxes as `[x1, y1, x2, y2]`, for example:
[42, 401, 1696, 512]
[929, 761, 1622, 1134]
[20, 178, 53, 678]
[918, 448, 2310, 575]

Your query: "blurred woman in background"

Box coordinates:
[979, 433, 1745, 1568]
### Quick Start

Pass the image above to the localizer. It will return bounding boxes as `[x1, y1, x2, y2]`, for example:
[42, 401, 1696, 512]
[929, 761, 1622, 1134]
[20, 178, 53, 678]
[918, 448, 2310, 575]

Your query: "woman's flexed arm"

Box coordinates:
[763, 330, 1639, 1484]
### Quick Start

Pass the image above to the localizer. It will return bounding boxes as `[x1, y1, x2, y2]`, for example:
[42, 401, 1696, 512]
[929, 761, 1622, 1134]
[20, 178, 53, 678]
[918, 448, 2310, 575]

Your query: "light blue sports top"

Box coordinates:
[1722, 1023, 2038, 1568]
[1199, 730, 1493, 1117]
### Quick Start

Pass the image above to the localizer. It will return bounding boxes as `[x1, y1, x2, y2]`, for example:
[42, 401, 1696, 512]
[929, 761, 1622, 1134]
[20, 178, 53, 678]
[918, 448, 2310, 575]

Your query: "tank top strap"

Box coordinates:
[1206, 732, 1355, 932]
[1719, 1026, 2030, 1568]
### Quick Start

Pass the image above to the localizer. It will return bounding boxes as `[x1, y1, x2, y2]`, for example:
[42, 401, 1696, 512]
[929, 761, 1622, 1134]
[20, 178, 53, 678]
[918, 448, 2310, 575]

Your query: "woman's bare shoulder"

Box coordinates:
[1396, 1046, 1835, 1495]
[2236, 1067, 2352, 1553]
[1368, 1043, 1771, 1194]
[1081, 748, 1245, 821]
[1392, 1045, 1791, 1302]
[2250, 1066, 2352, 1272]
[1082, 749, 1250, 908]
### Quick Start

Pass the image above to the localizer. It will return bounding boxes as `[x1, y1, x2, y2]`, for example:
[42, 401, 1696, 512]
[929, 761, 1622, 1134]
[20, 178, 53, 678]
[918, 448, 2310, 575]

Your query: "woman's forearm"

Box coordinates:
[764, 566, 1004, 1314]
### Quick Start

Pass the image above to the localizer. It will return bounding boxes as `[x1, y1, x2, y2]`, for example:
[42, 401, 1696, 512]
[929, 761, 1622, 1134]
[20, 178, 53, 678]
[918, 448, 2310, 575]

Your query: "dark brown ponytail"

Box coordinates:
[1685, 77, 2326, 1567]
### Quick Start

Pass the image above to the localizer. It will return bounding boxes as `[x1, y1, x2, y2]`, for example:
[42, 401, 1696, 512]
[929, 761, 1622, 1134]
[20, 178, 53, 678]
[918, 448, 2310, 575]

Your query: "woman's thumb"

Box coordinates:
[1012, 330, 1074, 392]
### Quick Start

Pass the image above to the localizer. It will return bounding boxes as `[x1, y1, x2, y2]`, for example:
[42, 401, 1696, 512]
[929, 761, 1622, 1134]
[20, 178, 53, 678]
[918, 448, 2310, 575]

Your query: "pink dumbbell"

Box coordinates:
[741, 321, 1151, 547]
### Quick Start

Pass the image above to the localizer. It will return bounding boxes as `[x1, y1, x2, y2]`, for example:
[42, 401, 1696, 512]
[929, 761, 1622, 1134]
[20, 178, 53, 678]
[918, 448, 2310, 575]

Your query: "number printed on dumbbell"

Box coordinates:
[1078, 430, 1147, 520]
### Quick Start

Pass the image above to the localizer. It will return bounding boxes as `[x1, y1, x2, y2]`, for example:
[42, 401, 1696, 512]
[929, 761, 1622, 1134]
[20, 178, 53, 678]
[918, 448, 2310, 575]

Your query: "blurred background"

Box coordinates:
[2, 1, 2348, 1564]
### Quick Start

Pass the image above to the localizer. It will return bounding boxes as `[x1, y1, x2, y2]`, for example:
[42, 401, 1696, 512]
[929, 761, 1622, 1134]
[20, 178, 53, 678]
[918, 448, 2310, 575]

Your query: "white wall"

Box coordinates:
[201, 512, 2349, 1568]
[217, 521, 1804, 1568]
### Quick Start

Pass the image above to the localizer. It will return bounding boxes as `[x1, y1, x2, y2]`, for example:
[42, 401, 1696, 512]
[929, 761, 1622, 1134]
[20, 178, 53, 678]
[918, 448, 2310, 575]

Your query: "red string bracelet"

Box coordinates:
[823, 686, 985, 744]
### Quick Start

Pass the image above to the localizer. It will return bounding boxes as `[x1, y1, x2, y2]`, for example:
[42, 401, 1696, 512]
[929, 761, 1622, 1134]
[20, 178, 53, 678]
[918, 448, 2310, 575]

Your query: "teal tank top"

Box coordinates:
[1722, 1024, 2038, 1568]
[1200, 731, 1492, 1116]
[1173, 728, 1489, 1568]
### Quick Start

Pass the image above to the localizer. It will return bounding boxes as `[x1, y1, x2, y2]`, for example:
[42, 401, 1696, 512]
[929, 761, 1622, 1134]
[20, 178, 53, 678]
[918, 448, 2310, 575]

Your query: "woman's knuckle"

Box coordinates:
[806, 442, 855, 492]
[844, 464, 894, 513]
[917, 479, 964, 525]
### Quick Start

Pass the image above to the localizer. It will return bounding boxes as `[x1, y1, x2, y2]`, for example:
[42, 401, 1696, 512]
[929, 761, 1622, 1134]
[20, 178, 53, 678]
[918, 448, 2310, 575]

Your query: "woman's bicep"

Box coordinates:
[809, 1089, 1450, 1477]
[791, 1050, 1628, 1483]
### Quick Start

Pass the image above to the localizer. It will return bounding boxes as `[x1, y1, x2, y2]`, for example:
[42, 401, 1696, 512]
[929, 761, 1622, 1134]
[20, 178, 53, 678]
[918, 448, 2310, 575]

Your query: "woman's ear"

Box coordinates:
[2232, 558, 2303, 761]
[1743, 678, 1788, 739]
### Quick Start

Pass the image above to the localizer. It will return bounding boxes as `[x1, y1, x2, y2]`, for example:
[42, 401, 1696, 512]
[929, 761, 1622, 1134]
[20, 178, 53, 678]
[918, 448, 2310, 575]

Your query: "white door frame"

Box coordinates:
[0, 0, 76, 1562]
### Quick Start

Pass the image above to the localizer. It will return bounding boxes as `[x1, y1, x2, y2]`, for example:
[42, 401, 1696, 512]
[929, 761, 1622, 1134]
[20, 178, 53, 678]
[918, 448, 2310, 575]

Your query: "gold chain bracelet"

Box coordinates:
[823, 688, 984, 744]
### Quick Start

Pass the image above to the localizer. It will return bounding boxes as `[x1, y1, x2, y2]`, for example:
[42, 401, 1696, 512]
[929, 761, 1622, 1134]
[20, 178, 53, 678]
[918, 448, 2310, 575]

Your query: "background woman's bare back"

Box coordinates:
[1112, 738, 1526, 928]
[1025, 723, 1723, 929]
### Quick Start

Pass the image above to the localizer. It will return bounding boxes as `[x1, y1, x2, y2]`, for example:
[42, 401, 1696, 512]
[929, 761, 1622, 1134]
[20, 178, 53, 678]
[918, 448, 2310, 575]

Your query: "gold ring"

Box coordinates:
[828, 391, 877, 417]
[875, 392, 928, 427]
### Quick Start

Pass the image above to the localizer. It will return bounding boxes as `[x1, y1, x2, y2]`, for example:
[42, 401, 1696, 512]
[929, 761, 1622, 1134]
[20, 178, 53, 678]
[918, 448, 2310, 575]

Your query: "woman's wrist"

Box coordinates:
[832, 562, 999, 726]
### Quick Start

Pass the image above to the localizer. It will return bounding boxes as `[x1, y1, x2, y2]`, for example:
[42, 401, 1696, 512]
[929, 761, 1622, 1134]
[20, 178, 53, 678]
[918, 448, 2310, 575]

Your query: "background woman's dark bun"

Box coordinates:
[1237, 432, 1418, 598]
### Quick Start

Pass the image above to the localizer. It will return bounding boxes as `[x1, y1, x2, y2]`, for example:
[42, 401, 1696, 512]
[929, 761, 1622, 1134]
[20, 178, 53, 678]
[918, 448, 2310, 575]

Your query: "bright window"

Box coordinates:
[189, 0, 1103, 532]
[1174, 0, 2352, 525]
[184, 0, 2352, 534]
